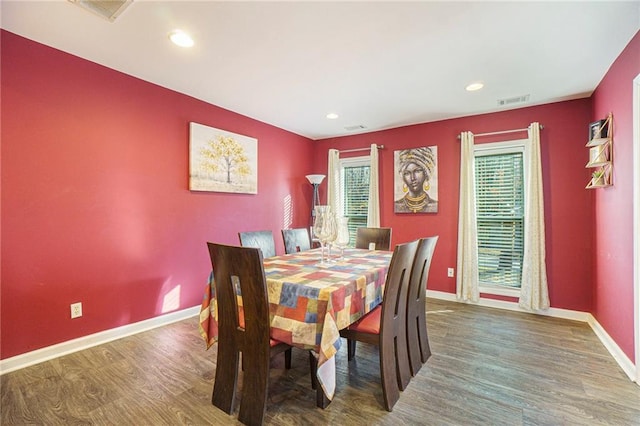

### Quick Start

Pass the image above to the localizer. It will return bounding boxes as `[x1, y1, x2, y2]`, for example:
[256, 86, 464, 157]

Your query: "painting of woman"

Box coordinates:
[394, 146, 438, 213]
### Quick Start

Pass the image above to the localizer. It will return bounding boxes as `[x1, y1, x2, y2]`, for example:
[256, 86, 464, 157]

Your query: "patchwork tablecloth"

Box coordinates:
[199, 248, 392, 400]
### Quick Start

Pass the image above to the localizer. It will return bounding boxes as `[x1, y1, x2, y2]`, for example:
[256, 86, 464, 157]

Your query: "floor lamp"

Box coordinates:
[306, 174, 325, 230]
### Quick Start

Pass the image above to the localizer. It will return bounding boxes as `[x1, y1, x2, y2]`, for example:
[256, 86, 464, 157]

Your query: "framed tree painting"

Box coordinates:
[189, 122, 258, 194]
[394, 146, 438, 213]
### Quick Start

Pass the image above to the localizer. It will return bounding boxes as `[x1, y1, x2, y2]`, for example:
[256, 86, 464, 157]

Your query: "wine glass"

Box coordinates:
[334, 216, 350, 261]
[313, 206, 332, 264]
[324, 212, 338, 262]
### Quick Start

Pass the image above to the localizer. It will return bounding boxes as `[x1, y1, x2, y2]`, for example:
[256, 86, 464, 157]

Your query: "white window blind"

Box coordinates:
[474, 148, 524, 288]
[340, 157, 370, 246]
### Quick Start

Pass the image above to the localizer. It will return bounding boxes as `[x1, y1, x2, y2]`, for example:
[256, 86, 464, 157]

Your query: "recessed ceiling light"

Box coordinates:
[466, 82, 484, 92]
[169, 30, 194, 48]
[326, 113, 339, 119]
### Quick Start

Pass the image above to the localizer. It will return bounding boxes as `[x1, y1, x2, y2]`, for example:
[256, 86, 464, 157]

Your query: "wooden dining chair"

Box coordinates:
[238, 230, 277, 258]
[355, 227, 392, 251]
[281, 228, 311, 254]
[339, 240, 418, 411]
[406, 236, 439, 377]
[207, 242, 292, 426]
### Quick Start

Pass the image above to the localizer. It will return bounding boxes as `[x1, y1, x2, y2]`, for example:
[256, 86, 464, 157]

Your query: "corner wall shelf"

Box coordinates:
[585, 112, 613, 189]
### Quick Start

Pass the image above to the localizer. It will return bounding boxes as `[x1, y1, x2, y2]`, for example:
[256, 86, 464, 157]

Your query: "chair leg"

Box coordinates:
[212, 344, 240, 415]
[309, 351, 318, 390]
[379, 339, 400, 411]
[418, 312, 432, 364]
[347, 338, 356, 361]
[238, 347, 270, 426]
[285, 348, 292, 369]
[396, 328, 412, 392]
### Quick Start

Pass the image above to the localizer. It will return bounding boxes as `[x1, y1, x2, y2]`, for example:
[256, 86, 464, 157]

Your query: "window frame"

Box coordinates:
[474, 139, 528, 298]
[339, 155, 370, 246]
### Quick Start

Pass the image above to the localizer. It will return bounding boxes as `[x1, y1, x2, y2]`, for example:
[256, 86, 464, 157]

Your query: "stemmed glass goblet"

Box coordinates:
[334, 216, 350, 261]
[313, 206, 332, 264]
[324, 212, 338, 262]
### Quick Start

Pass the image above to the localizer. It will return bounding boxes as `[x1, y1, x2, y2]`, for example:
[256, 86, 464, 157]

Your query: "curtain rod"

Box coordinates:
[457, 124, 544, 139]
[338, 144, 384, 153]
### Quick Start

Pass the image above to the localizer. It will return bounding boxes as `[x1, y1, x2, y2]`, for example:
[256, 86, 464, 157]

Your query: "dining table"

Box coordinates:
[199, 247, 392, 408]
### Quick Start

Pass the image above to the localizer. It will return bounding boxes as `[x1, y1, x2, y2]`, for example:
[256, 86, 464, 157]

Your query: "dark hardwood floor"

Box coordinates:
[2, 298, 640, 425]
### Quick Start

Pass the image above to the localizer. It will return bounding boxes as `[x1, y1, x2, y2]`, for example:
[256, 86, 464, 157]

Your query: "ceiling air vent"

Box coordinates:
[497, 94, 530, 107]
[68, 0, 133, 22]
[344, 125, 367, 131]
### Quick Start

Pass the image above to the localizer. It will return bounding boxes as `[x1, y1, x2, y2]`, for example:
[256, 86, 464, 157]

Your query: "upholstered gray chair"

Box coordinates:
[282, 228, 311, 254]
[238, 230, 277, 258]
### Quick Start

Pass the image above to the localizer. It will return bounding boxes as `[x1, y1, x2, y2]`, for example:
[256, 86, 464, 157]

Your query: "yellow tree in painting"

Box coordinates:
[199, 135, 251, 184]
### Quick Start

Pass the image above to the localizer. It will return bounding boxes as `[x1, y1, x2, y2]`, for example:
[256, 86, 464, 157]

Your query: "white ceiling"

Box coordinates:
[2, 1, 639, 140]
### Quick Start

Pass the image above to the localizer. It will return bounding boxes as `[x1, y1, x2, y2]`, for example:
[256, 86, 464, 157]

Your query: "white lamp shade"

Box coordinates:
[306, 174, 326, 185]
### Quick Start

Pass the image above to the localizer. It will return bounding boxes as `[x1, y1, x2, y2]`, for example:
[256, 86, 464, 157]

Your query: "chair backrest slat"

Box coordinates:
[282, 228, 311, 254]
[381, 240, 417, 333]
[355, 227, 392, 251]
[207, 242, 272, 425]
[238, 230, 277, 258]
[380, 240, 418, 393]
[208, 243, 271, 352]
[409, 236, 439, 302]
[406, 236, 439, 376]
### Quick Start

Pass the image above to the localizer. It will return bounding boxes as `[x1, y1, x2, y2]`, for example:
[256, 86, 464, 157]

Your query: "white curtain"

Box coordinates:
[519, 122, 550, 310]
[367, 144, 380, 227]
[327, 149, 340, 214]
[456, 131, 480, 302]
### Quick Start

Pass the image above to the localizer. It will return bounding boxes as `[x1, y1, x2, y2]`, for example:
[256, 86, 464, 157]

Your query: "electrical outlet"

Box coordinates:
[71, 302, 82, 319]
[447, 268, 455, 278]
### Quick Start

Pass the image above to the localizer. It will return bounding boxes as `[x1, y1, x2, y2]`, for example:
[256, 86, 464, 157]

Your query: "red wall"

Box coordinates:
[3, 28, 638, 363]
[591, 31, 640, 361]
[1, 31, 314, 359]
[313, 100, 595, 312]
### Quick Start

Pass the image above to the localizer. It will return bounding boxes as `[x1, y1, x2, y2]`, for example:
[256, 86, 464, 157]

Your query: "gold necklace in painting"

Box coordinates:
[404, 193, 427, 213]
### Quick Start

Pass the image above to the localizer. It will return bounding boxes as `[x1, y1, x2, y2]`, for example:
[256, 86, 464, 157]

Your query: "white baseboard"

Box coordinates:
[587, 314, 637, 381]
[426, 290, 637, 382]
[4, 294, 637, 384]
[0, 305, 200, 375]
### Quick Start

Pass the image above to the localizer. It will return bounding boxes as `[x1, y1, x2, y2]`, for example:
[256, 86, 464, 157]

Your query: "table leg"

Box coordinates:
[316, 386, 330, 408]
[309, 351, 331, 408]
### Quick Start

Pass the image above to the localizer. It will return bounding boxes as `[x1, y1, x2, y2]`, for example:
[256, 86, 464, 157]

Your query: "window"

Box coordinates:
[340, 156, 370, 246]
[474, 140, 526, 294]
